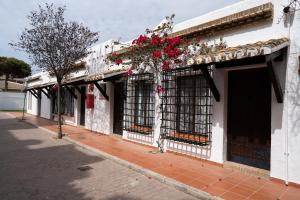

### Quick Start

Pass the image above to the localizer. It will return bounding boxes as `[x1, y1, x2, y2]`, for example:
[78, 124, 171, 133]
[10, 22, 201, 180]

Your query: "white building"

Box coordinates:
[25, 0, 300, 186]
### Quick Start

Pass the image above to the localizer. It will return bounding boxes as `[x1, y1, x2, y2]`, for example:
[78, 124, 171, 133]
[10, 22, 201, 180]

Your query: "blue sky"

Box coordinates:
[0, 0, 240, 72]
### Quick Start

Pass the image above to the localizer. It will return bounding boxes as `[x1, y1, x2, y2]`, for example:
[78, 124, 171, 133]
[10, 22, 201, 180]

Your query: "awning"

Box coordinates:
[187, 38, 289, 66]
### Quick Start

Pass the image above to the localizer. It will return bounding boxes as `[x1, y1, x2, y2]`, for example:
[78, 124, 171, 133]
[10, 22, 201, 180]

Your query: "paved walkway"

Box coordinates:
[8, 112, 300, 200]
[0, 112, 200, 200]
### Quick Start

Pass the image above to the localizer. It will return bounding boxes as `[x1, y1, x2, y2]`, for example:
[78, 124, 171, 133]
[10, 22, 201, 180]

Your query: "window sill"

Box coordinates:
[166, 131, 209, 146]
[126, 124, 153, 135]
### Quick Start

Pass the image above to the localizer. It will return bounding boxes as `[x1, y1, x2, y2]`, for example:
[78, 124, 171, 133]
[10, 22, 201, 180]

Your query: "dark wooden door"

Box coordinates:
[113, 82, 125, 135]
[227, 68, 271, 170]
[80, 86, 86, 126]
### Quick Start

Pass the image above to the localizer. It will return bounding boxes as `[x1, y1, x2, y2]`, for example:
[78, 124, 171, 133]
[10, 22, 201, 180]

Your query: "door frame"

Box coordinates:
[113, 81, 125, 135]
[223, 63, 276, 171]
[224, 64, 273, 168]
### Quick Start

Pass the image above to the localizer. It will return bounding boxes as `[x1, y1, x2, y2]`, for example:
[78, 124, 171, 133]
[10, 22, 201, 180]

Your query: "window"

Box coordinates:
[134, 81, 154, 127]
[124, 74, 155, 135]
[177, 76, 208, 134]
[161, 67, 212, 146]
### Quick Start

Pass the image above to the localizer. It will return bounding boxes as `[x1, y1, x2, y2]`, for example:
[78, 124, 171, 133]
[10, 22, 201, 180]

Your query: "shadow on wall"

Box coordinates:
[288, 68, 300, 136]
[0, 115, 104, 200]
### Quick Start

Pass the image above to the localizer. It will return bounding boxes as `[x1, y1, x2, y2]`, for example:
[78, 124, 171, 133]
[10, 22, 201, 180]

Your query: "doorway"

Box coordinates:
[80, 86, 86, 126]
[113, 82, 125, 135]
[227, 67, 271, 170]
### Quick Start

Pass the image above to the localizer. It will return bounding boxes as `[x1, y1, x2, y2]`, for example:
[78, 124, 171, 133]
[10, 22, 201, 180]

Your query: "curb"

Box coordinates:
[9, 113, 221, 200]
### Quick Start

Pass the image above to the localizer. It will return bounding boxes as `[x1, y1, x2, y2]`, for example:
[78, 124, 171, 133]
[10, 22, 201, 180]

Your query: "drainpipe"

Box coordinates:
[283, 0, 293, 185]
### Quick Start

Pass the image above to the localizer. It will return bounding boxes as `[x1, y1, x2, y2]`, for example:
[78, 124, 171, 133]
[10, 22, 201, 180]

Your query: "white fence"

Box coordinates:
[0, 92, 25, 110]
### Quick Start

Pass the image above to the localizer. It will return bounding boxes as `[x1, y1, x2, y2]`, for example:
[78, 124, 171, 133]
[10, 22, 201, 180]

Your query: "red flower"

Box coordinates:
[163, 46, 181, 58]
[111, 52, 118, 57]
[151, 34, 162, 45]
[156, 85, 165, 93]
[152, 50, 162, 59]
[115, 58, 123, 65]
[134, 35, 149, 46]
[165, 36, 181, 46]
[127, 68, 133, 76]
[162, 61, 171, 72]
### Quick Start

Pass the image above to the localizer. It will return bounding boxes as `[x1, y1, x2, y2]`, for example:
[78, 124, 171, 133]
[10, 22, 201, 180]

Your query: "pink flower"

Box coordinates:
[152, 50, 162, 59]
[156, 85, 165, 93]
[162, 61, 171, 72]
[127, 68, 133, 76]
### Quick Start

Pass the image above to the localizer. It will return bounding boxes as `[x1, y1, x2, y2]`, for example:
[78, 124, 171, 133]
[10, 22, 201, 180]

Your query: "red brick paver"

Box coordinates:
[10, 112, 300, 200]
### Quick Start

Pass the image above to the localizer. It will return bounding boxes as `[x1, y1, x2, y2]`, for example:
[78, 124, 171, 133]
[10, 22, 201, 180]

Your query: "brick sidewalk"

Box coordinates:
[10, 112, 300, 200]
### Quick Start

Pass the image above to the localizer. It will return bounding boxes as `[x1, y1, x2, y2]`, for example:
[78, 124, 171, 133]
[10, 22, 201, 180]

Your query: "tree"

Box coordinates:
[10, 4, 99, 138]
[0, 57, 31, 91]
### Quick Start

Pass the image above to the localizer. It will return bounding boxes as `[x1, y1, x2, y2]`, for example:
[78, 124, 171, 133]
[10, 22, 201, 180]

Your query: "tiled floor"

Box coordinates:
[10, 112, 300, 200]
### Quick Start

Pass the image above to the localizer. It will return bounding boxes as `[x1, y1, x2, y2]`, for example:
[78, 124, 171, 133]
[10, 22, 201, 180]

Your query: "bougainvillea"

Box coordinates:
[107, 15, 226, 94]
[106, 14, 227, 153]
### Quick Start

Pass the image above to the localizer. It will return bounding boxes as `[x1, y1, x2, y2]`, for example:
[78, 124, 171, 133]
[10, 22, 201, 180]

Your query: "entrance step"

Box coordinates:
[224, 161, 270, 179]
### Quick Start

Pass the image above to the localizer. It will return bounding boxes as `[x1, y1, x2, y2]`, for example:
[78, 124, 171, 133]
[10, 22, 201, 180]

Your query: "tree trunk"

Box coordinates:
[153, 71, 164, 152]
[57, 82, 63, 139]
[4, 74, 8, 91]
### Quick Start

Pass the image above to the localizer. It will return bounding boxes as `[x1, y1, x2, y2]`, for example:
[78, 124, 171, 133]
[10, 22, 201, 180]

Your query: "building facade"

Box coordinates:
[25, 0, 300, 185]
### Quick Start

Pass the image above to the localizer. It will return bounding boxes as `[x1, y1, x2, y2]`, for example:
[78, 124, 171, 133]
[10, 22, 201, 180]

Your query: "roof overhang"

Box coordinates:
[188, 38, 289, 67]
[190, 38, 289, 104]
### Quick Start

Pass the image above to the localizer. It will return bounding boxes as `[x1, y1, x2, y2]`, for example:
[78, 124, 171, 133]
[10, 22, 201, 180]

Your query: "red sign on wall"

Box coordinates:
[86, 94, 94, 109]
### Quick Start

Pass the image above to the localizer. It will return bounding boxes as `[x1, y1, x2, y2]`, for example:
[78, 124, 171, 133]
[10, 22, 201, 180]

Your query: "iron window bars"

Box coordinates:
[161, 67, 213, 146]
[124, 73, 155, 135]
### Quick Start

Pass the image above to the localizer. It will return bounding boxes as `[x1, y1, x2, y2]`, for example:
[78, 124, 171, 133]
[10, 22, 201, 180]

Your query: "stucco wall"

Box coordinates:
[40, 92, 51, 119]
[85, 82, 114, 134]
[26, 91, 38, 115]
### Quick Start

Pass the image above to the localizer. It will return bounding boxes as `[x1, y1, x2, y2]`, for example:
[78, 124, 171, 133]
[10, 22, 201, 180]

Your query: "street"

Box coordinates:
[0, 112, 199, 200]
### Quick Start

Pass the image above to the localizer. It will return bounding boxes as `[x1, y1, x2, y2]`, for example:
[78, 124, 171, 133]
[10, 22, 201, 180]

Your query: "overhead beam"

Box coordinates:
[94, 82, 109, 101]
[45, 87, 53, 98]
[266, 55, 283, 103]
[74, 85, 86, 99]
[33, 89, 41, 99]
[64, 85, 77, 99]
[193, 66, 220, 102]
[29, 90, 38, 99]
[41, 88, 50, 99]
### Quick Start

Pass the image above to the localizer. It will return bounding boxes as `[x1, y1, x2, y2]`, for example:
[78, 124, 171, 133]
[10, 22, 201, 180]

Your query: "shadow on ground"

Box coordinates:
[0, 114, 104, 200]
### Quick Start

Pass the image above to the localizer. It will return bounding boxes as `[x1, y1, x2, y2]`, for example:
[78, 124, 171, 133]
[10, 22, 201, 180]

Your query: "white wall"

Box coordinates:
[0, 92, 25, 110]
[169, 0, 300, 184]
[85, 82, 114, 134]
[26, 91, 38, 115]
[40, 92, 51, 119]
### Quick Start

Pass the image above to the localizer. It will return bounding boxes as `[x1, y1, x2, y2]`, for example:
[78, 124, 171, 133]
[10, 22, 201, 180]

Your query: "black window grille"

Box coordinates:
[124, 74, 155, 135]
[161, 67, 213, 146]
